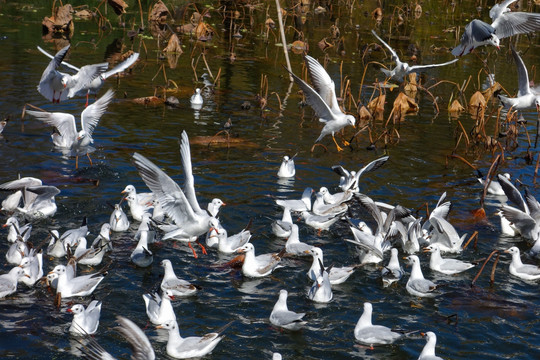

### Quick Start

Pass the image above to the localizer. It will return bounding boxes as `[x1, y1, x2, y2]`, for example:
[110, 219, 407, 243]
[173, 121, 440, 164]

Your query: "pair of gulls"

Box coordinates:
[37, 44, 139, 104]
[0, 176, 59, 220]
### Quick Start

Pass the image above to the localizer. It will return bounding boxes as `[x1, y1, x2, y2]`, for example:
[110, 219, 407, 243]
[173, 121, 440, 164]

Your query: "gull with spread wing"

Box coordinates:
[26, 89, 114, 168]
[372, 30, 458, 81]
[451, 0, 540, 56]
[285, 55, 356, 151]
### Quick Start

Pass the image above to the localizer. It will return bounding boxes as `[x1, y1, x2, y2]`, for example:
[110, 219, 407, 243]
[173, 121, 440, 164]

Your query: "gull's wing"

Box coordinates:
[428, 216, 454, 248]
[354, 193, 385, 234]
[331, 165, 351, 178]
[26, 185, 60, 200]
[102, 53, 139, 80]
[409, 58, 459, 71]
[303, 55, 341, 113]
[179, 130, 203, 214]
[524, 188, 540, 220]
[500, 205, 536, 232]
[26, 110, 77, 141]
[132, 153, 197, 226]
[492, 12, 540, 40]
[452, 20, 494, 56]
[37, 44, 70, 101]
[371, 30, 399, 61]
[509, 45, 531, 96]
[285, 66, 336, 122]
[68, 63, 109, 97]
[354, 156, 389, 183]
[37, 46, 81, 72]
[81, 89, 114, 137]
[115, 316, 156, 360]
[0, 177, 42, 190]
[497, 174, 529, 213]
[490, 0, 517, 21]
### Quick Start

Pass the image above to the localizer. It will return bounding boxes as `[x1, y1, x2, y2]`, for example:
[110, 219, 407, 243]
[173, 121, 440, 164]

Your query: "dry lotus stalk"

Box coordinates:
[414, 3, 422, 19]
[108, 0, 128, 16]
[149, 0, 170, 23]
[404, 73, 418, 96]
[469, 91, 486, 117]
[482, 82, 502, 102]
[318, 38, 334, 51]
[290, 40, 308, 54]
[42, 4, 74, 35]
[372, 7, 383, 21]
[163, 33, 183, 53]
[132, 96, 164, 105]
[265, 18, 275, 29]
[330, 25, 340, 40]
[367, 94, 386, 114]
[75, 9, 94, 19]
[358, 105, 373, 121]
[195, 21, 213, 41]
[314, 6, 326, 14]
[393, 92, 418, 120]
[449, 99, 465, 116]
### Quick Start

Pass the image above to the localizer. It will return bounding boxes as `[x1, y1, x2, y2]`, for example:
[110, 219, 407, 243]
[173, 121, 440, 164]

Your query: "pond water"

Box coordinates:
[0, 0, 539, 359]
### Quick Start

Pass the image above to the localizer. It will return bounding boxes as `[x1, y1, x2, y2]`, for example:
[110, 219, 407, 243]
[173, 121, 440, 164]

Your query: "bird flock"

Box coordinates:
[2, 1, 540, 359]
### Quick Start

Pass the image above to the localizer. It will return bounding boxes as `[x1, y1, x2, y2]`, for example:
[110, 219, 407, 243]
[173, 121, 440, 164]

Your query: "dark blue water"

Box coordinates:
[0, 1, 539, 359]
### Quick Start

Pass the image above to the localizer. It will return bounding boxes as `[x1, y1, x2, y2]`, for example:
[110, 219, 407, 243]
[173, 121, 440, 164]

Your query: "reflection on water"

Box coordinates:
[1, 0, 540, 359]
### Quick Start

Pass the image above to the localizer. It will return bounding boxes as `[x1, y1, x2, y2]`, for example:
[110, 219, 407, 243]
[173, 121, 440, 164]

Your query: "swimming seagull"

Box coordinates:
[277, 155, 296, 178]
[143, 291, 176, 325]
[235, 243, 285, 278]
[77, 316, 156, 360]
[284, 223, 313, 256]
[18, 249, 43, 287]
[0, 267, 27, 298]
[285, 55, 356, 152]
[110, 203, 130, 232]
[68, 300, 102, 335]
[38, 46, 139, 102]
[37, 44, 108, 103]
[49, 264, 105, 298]
[132, 131, 222, 257]
[451, 0, 540, 56]
[190, 88, 203, 109]
[207, 219, 251, 254]
[157, 319, 232, 359]
[424, 244, 474, 275]
[498, 45, 540, 111]
[26, 89, 115, 168]
[3, 216, 32, 243]
[476, 170, 510, 196]
[307, 259, 333, 303]
[381, 248, 404, 287]
[405, 255, 438, 298]
[418, 331, 444, 360]
[271, 207, 293, 238]
[306, 247, 357, 285]
[160, 259, 199, 297]
[275, 187, 313, 212]
[354, 302, 402, 346]
[269, 289, 306, 331]
[371, 30, 458, 81]
[504, 246, 540, 280]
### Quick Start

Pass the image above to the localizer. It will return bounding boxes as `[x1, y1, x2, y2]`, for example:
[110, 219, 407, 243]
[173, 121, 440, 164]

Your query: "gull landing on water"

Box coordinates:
[371, 30, 458, 81]
[285, 55, 356, 152]
[452, 0, 540, 56]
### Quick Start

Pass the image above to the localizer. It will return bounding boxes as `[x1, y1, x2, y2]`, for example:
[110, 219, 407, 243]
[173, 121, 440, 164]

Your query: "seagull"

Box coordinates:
[77, 316, 156, 360]
[26, 89, 114, 168]
[381, 248, 404, 287]
[0, 176, 43, 214]
[451, 0, 540, 56]
[354, 302, 402, 346]
[207, 198, 226, 218]
[1, 189, 22, 212]
[331, 156, 389, 192]
[160, 259, 199, 297]
[143, 290, 176, 325]
[498, 45, 540, 111]
[0, 267, 27, 298]
[269, 289, 306, 331]
[285, 55, 356, 151]
[312, 190, 348, 216]
[37, 44, 108, 103]
[424, 244, 474, 275]
[91, 223, 113, 252]
[73, 236, 108, 266]
[130, 229, 153, 267]
[6, 238, 30, 265]
[371, 30, 458, 81]
[405, 255, 438, 298]
[47, 219, 89, 258]
[428, 216, 467, 253]
[68, 300, 102, 335]
[38, 46, 139, 101]
[476, 170, 510, 196]
[418, 331, 444, 360]
[235, 243, 285, 278]
[157, 319, 232, 359]
[277, 155, 296, 178]
[49, 264, 105, 298]
[306, 247, 357, 285]
[207, 220, 251, 254]
[271, 207, 293, 238]
[18, 249, 43, 287]
[307, 259, 333, 303]
[275, 187, 313, 212]
[300, 210, 341, 232]
[190, 88, 203, 109]
[121, 184, 155, 216]
[284, 223, 313, 256]
[319, 186, 352, 205]
[123, 193, 153, 222]
[110, 203, 130, 232]
[132, 131, 221, 257]
[504, 246, 540, 280]
[3, 216, 32, 243]
[16, 185, 60, 220]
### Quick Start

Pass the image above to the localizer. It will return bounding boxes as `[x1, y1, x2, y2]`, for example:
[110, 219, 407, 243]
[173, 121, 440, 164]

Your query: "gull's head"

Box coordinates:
[67, 304, 85, 314]
[535, 97, 540, 112]
[279, 289, 288, 299]
[10, 266, 26, 278]
[122, 185, 136, 195]
[346, 115, 356, 128]
[61, 75, 69, 88]
[76, 130, 87, 141]
[319, 187, 328, 195]
[504, 246, 519, 255]
[100, 223, 111, 238]
[51, 265, 66, 275]
[489, 35, 500, 50]
[125, 194, 136, 203]
[404, 255, 418, 265]
[160, 259, 171, 268]
[423, 244, 438, 253]
[235, 243, 254, 254]
[157, 319, 178, 331]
